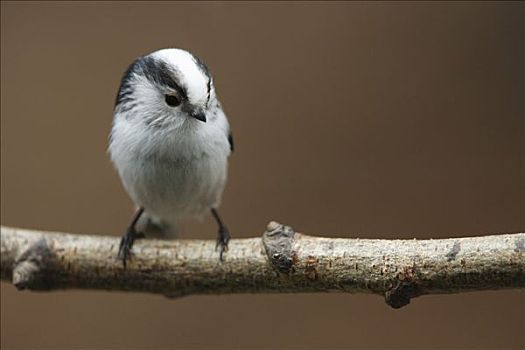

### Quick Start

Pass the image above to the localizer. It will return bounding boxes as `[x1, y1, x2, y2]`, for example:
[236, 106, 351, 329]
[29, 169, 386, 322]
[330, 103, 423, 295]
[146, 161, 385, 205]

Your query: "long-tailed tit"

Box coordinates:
[108, 48, 233, 265]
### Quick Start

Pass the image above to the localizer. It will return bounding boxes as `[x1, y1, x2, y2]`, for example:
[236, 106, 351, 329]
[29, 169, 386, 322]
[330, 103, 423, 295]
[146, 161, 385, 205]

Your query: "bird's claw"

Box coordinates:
[118, 227, 139, 267]
[216, 227, 230, 261]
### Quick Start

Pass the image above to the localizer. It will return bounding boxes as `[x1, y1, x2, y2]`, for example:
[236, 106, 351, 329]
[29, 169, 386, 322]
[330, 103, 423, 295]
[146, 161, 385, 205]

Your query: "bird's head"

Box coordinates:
[114, 48, 215, 129]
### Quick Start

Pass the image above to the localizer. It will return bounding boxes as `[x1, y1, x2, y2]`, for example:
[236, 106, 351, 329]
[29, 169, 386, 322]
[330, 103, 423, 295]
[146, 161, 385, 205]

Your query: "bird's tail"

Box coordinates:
[136, 212, 178, 238]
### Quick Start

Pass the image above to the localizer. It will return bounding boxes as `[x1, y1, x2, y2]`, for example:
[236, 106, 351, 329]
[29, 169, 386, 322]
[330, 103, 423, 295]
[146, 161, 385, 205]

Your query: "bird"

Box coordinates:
[108, 48, 233, 266]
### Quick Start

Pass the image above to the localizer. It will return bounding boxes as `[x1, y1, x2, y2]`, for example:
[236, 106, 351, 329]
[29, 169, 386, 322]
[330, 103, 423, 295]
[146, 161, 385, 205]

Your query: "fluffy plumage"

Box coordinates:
[109, 49, 232, 241]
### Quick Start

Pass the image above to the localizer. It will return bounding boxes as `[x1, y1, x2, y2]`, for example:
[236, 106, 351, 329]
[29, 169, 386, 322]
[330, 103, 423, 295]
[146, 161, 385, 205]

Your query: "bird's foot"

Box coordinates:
[215, 226, 230, 261]
[118, 227, 141, 267]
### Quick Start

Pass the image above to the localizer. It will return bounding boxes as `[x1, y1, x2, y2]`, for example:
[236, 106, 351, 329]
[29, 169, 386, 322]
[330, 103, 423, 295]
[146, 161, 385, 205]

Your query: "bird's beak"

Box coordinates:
[191, 111, 207, 123]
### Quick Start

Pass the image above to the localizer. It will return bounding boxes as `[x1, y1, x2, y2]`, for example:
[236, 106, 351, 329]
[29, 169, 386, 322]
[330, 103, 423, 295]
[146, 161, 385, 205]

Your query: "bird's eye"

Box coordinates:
[165, 94, 181, 107]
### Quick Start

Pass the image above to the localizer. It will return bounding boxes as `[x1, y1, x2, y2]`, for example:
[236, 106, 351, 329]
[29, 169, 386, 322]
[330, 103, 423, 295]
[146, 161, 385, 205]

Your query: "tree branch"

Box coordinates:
[1, 223, 524, 308]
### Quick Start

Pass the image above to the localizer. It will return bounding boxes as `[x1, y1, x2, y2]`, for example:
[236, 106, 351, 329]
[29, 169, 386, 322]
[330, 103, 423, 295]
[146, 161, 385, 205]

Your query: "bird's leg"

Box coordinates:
[118, 207, 145, 267]
[211, 208, 230, 261]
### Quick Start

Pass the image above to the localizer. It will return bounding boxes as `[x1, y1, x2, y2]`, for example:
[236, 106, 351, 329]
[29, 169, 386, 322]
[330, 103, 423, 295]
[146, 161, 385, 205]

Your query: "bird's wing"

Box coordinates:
[228, 132, 234, 152]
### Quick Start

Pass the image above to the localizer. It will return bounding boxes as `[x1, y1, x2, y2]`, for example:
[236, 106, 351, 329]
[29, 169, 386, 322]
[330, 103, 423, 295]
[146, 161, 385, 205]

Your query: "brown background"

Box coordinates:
[1, 2, 524, 349]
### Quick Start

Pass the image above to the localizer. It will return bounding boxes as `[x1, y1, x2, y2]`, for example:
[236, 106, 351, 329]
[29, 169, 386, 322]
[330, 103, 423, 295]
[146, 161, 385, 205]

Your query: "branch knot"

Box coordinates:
[262, 222, 296, 274]
[13, 238, 58, 290]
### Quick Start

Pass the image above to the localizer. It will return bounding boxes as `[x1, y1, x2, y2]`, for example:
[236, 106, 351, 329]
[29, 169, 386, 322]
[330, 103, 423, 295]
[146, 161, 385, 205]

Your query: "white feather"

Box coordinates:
[109, 49, 231, 235]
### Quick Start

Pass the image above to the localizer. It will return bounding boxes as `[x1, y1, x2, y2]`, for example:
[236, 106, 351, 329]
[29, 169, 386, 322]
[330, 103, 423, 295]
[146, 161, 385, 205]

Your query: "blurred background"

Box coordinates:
[1, 1, 524, 349]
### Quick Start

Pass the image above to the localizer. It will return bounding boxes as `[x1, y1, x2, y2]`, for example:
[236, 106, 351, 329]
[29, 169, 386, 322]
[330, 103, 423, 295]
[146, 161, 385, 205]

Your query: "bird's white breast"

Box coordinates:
[109, 110, 231, 227]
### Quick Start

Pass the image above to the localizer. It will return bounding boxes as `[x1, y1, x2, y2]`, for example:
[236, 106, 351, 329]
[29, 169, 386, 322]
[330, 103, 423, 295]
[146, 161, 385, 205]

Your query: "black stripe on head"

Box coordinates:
[191, 54, 211, 80]
[115, 55, 187, 107]
[140, 56, 187, 99]
[191, 53, 212, 104]
[115, 60, 139, 106]
[206, 77, 212, 104]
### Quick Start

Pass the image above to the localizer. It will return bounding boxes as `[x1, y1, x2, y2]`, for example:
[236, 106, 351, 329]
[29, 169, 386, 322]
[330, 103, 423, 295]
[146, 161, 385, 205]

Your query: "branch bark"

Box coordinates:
[1, 223, 524, 308]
